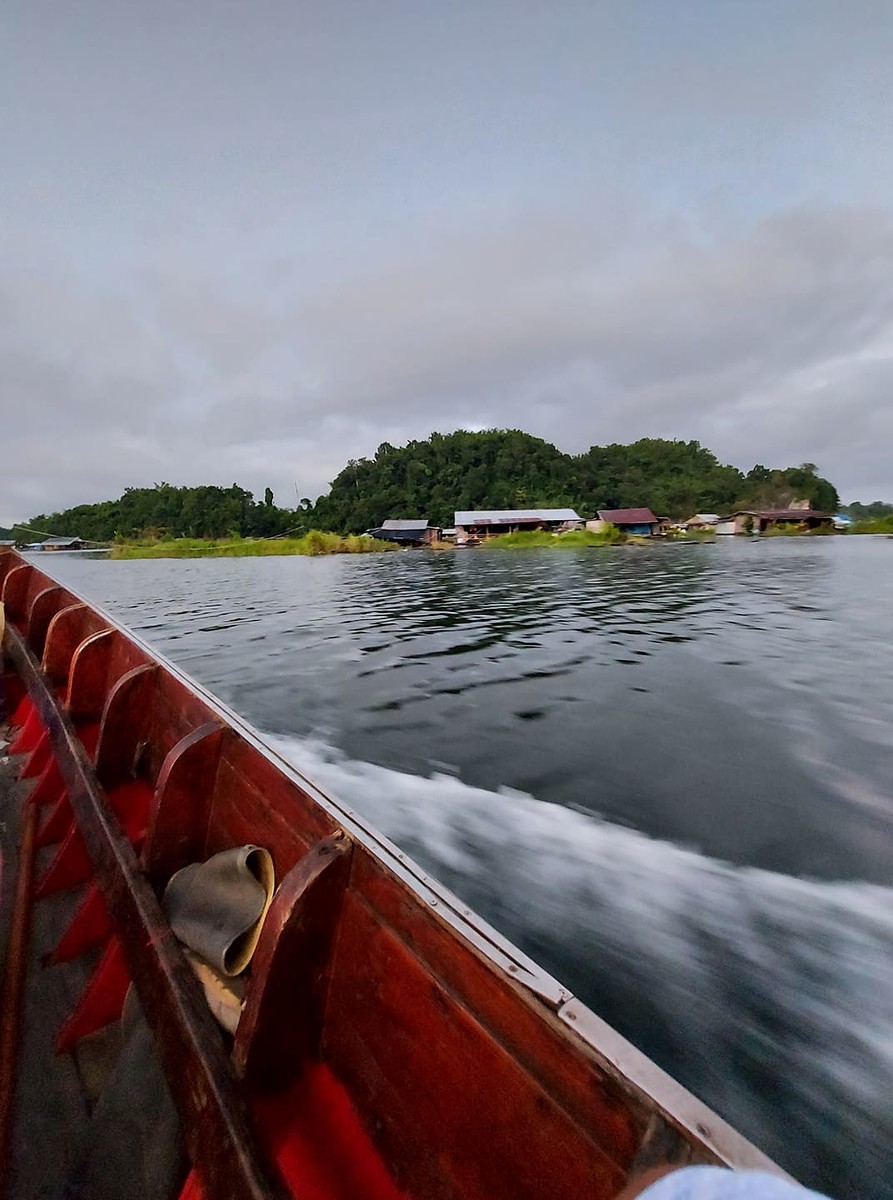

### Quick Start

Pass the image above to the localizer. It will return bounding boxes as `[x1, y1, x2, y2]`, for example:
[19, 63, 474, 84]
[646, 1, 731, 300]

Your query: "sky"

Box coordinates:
[3, 0, 893, 525]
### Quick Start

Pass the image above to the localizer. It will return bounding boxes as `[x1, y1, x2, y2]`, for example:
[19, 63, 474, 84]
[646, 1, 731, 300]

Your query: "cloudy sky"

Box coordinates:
[3, 1, 892, 524]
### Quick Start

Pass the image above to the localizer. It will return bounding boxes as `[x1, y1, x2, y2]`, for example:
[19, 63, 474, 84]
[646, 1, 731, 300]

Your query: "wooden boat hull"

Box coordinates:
[0, 549, 785, 1199]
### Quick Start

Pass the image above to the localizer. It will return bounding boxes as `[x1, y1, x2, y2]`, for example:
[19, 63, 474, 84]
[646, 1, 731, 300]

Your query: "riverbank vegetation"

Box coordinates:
[850, 515, 893, 534]
[10, 430, 846, 544]
[110, 532, 396, 559]
[485, 527, 623, 549]
[762, 523, 834, 537]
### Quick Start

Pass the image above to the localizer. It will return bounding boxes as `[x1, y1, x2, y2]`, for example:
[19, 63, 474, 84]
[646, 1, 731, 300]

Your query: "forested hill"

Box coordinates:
[11, 432, 840, 541]
[312, 431, 839, 531]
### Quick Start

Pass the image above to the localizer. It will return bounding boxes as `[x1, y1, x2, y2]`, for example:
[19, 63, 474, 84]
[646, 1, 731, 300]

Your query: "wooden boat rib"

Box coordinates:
[0, 549, 784, 1200]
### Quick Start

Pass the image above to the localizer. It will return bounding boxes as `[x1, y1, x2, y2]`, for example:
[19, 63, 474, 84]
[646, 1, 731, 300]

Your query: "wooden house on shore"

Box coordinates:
[589, 508, 660, 536]
[368, 519, 439, 546]
[454, 509, 582, 543]
[714, 509, 834, 534]
[24, 536, 87, 552]
[684, 513, 721, 531]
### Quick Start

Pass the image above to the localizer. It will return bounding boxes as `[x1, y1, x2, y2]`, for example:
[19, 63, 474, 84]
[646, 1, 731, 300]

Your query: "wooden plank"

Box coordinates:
[144, 674, 220, 781]
[65, 630, 116, 720]
[66, 630, 153, 724]
[323, 890, 624, 1200]
[0, 551, 19, 589]
[207, 759, 330, 875]
[25, 586, 65, 655]
[94, 664, 160, 786]
[5, 626, 289, 1200]
[42, 605, 109, 686]
[1, 565, 34, 626]
[208, 741, 336, 873]
[142, 722, 226, 888]
[234, 834, 352, 1089]
[0, 772, 39, 1191]
[352, 849, 644, 1168]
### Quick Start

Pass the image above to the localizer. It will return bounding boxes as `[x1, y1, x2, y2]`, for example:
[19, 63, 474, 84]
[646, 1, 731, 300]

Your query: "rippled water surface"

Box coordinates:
[40, 539, 893, 1199]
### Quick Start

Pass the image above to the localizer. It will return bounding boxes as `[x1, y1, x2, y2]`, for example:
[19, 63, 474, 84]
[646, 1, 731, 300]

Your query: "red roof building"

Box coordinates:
[596, 508, 659, 532]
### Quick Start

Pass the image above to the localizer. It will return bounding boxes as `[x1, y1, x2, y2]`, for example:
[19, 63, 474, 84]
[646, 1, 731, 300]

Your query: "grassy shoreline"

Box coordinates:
[483, 528, 624, 549]
[103, 521, 878, 560]
[110, 532, 399, 559]
[850, 516, 893, 534]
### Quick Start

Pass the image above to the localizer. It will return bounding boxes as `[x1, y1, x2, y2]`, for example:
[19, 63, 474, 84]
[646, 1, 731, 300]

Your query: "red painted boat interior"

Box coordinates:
[0, 551, 731, 1199]
[180, 1064, 408, 1200]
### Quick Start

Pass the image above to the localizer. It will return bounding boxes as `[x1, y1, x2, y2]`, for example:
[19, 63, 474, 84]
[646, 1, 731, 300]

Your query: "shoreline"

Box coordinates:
[14, 528, 867, 563]
[108, 533, 400, 560]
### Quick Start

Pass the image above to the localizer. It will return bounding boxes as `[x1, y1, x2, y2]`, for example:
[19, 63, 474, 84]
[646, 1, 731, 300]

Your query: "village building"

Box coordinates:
[714, 509, 834, 535]
[368, 519, 439, 546]
[27, 536, 87, 551]
[454, 508, 582, 543]
[589, 508, 660, 536]
[684, 513, 721, 530]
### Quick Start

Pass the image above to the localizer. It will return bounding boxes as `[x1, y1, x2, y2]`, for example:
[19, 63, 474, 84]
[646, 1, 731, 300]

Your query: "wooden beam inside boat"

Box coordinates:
[4, 625, 290, 1200]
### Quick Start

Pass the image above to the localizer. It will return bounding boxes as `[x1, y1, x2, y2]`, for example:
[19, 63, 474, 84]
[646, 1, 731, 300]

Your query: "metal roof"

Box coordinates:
[686, 513, 721, 524]
[42, 536, 84, 545]
[381, 519, 430, 531]
[454, 508, 581, 525]
[597, 508, 658, 525]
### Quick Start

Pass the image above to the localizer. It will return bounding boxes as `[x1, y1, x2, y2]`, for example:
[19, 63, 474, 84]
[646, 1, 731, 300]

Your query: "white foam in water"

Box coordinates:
[267, 733, 892, 1200]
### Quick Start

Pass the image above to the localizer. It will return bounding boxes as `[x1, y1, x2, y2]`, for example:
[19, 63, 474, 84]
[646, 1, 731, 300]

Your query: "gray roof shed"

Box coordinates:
[454, 508, 581, 525]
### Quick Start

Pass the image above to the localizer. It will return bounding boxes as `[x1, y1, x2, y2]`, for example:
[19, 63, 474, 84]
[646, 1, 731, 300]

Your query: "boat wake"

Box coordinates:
[266, 733, 892, 1200]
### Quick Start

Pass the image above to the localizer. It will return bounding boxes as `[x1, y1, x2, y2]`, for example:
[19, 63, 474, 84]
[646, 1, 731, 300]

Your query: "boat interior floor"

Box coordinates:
[1, 744, 119, 1198]
[1, 741, 412, 1200]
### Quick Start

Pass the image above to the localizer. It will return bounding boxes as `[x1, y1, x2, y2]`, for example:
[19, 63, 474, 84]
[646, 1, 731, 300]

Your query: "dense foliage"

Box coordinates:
[313, 431, 574, 532]
[12, 484, 299, 543]
[10, 431, 843, 541]
[851, 514, 893, 534]
[312, 431, 840, 530]
[734, 463, 839, 514]
[842, 500, 893, 521]
[570, 438, 745, 521]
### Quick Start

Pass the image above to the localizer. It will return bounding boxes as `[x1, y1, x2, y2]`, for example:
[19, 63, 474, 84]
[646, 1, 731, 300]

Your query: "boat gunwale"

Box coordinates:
[0, 550, 787, 1178]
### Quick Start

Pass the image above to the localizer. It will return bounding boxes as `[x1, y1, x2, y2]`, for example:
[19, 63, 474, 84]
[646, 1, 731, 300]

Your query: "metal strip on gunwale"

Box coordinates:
[9, 555, 786, 1176]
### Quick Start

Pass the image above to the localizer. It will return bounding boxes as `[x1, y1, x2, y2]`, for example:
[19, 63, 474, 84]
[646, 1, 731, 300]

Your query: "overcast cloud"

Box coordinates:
[2, 0, 892, 524]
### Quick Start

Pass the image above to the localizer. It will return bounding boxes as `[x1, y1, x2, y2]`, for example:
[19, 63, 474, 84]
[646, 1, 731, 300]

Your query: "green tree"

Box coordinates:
[13, 432, 842, 540]
[737, 463, 839, 512]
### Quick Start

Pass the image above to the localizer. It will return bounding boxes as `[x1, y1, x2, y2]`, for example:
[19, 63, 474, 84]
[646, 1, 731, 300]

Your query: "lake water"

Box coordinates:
[38, 538, 893, 1200]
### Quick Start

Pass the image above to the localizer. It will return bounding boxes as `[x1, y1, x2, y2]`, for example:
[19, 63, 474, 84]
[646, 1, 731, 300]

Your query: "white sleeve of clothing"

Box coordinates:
[639, 1168, 830, 1200]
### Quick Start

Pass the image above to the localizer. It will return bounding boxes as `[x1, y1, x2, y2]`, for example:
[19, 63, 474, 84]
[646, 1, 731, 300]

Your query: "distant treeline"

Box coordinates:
[840, 500, 893, 521]
[9, 430, 845, 542]
[9, 484, 297, 543]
